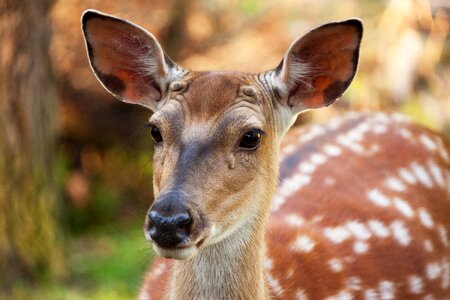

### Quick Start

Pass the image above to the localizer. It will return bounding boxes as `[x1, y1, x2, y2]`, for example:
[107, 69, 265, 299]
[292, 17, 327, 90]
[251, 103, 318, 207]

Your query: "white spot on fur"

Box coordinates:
[367, 143, 381, 155]
[337, 135, 364, 154]
[411, 162, 434, 188]
[426, 262, 442, 280]
[347, 129, 364, 142]
[282, 144, 296, 155]
[138, 290, 151, 300]
[346, 221, 372, 240]
[344, 256, 355, 264]
[296, 174, 312, 186]
[438, 225, 449, 248]
[325, 290, 353, 300]
[379, 281, 395, 299]
[372, 113, 391, 123]
[264, 258, 273, 270]
[424, 240, 434, 252]
[267, 273, 284, 297]
[328, 258, 344, 272]
[385, 176, 406, 192]
[327, 117, 344, 130]
[291, 235, 316, 253]
[355, 120, 371, 133]
[418, 208, 434, 228]
[391, 221, 411, 246]
[423, 294, 435, 300]
[441, 259, 450, 289]
[285, 214, 305, 227]
[439, 144, 450, 163]
[408, 275, 424, 294]
[367, 189, 391, 207]
[324, 227, 352, 244]
[353, 241, 369, 254]
[310, 153, 327, 165]
[272, 195, 286, 212]
[150, 262, 166, 278]
[420, 134, 438, 151]
[347, 276, 362, 291]
[368, 220, 390, 238]
[324, 177, 336, 186]
[373, 124, 388, 134]
[299, 125, 326, 143]
[323, 144, 342, 157]
[398, 168, 417, 185]
[311, 215, 324, 223]
[393, 197, 414, 218]
[398, 128, 413, 139]
[299, 161, 316, 173]
[364, 289, 377, 300]
[272, 171, 312, 211]
[391, 113, 410, 122]
[428, 160, 445, 188]
[296, 289, 309, 300]
[447, 170, 450, 196]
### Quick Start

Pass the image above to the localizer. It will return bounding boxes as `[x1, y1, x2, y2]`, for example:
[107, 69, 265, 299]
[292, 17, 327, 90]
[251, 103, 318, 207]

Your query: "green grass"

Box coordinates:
[13, 222, 154, 300]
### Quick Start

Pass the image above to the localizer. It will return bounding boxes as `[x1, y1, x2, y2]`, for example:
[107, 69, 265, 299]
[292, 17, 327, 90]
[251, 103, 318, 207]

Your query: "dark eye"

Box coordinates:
[239, 129, 264, 150]
[149, 124, 163, 143]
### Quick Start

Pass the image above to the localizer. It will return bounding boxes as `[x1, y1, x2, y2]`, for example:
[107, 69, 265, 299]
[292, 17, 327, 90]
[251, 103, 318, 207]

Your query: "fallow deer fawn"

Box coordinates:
[82, 10, 450, 300]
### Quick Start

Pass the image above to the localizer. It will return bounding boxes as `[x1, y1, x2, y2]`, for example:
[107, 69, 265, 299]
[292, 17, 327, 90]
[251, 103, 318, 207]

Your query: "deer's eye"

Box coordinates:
[149, 124, 163, 143]
[239, 129, 264, 150]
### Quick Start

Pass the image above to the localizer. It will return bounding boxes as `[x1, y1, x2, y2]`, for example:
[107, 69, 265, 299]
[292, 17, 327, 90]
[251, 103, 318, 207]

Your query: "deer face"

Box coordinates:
[81, 10, 362, 259]
[144, 71, 281, 259]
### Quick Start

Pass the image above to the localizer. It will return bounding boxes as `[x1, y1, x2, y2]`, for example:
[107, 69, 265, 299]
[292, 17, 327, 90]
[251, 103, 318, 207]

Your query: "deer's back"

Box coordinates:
[140, 112, 450, 300]
[267, 112, 450, 299]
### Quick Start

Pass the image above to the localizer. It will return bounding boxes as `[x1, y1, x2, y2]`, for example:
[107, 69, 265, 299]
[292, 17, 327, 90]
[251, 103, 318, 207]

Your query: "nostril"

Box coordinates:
[148, 211, 161, 224]
[173, 213, 192, 227]
[174, 213, 192, 240]
[148, 226, 157, 240]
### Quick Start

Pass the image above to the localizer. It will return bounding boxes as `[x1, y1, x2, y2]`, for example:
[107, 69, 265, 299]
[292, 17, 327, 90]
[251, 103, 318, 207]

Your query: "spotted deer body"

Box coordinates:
[81, 10, 450, 300]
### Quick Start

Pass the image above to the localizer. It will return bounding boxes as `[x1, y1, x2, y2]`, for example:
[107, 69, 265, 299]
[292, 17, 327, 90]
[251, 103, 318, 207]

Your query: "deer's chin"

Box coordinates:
[153, 244, 198, 260]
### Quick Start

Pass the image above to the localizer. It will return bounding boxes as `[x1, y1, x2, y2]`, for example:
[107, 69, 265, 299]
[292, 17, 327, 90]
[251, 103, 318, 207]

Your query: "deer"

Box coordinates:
[81, 9, 450, 300]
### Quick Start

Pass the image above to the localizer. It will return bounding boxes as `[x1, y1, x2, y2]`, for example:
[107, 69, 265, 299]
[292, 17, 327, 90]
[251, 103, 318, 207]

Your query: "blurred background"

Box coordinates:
[1, 0, 449, 299]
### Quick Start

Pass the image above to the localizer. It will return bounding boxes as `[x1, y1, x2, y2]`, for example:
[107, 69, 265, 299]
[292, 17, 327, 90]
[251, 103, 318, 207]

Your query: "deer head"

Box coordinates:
[81, 10, 362, 260]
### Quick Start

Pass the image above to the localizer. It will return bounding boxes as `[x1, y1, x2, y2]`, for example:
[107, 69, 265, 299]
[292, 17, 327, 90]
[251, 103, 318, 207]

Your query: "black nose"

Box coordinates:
[147, 197, 193, 248]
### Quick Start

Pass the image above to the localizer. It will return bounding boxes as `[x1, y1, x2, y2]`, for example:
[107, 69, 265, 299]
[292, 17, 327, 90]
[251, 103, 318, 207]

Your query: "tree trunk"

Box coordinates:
[0, 0, 65, 287]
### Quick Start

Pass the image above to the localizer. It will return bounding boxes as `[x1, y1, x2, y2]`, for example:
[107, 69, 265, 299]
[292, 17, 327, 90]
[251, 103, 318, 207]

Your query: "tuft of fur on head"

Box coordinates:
[285, 57, 315, 93]
[137, 53, 187, 91]
[268, 57, 316, 101]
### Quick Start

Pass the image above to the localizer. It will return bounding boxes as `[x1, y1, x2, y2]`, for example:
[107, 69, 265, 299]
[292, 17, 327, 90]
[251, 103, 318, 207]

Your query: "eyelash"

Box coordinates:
[146, 123, 163, 143]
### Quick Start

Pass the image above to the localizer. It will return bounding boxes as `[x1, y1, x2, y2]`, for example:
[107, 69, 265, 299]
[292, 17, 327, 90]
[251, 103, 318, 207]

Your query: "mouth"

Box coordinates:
[152, 244, 199, 260]
[146, 233, 208, 260]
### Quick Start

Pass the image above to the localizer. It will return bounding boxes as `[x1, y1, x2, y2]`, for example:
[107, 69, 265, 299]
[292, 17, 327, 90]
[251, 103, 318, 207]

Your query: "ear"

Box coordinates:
[270, 19, 363, 114]
[81, 10, 185, 111]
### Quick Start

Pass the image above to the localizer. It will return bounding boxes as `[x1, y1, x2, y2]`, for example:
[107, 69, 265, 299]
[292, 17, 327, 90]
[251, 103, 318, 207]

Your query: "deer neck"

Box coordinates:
[168, 193, 274, 300]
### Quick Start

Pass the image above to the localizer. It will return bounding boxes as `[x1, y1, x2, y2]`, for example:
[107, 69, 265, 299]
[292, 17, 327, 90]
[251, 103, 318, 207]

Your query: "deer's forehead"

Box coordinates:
[180, 71, 263, 117]
[155, 71, 267, 129]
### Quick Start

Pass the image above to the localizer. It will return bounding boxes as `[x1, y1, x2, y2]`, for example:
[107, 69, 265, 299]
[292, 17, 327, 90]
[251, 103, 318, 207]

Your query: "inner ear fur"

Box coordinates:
[276, 19, 363, 113]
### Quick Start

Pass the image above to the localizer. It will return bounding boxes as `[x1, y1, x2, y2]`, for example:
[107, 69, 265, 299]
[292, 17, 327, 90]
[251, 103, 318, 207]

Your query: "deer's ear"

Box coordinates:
[81, 10, 184, 111]
[270, 19, 363, 114]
